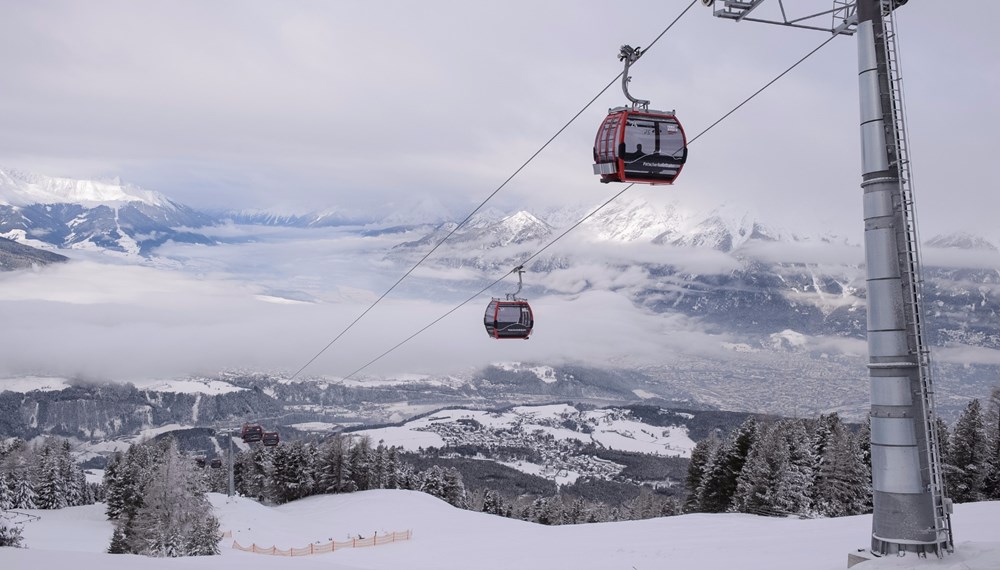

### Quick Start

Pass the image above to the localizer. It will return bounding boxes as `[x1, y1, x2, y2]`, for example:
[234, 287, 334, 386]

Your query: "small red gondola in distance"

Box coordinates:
[484, 265, 533, 340]
[484, 299, 534, 340]
[241, 422, 264, 443]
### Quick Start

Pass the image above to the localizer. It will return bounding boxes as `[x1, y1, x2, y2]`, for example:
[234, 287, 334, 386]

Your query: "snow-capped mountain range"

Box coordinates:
[0, 168, 213, 255]
[2, 167, 999, 417]
[0, 168, 172, 208]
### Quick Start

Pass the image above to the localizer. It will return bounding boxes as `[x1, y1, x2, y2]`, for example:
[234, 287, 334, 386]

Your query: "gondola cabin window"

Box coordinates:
[497, 304, 522, 324]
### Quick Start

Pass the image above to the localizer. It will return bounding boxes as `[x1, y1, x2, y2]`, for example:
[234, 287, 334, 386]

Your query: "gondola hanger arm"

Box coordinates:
[506, 265, 525, 300]
[618, 45, 650, 110]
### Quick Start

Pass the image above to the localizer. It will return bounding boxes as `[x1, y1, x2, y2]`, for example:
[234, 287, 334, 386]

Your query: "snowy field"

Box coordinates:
[356, 404, 697, 456]
[2, 490, 998, 569]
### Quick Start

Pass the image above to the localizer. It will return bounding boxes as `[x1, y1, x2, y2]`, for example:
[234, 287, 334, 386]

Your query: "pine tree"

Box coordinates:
[420, 465, 447, 501]
[60, 440, 84, 507]
[349, 437, 373, 491]
[783, 419, 818, 516]
[384, 446, 400, 490]
[107, 521, 131, 554]
[561, 497, 586, 524]
[813, 417, 867, 517]
[0, 471, 11, 510]
[269, 444, 298, 504]
[372, 442, 388, 489]
[186, 513, 222, 556]
[683, 432, 720, 513]
[10, 472, 36, 509]
[103, 452, 127, 519]
[123, 437, 220, 557]
[733, 422, 789, 516]
[317, 436, 352, 494]
[35, 441, 67, 510]
[237, 446, 272, 502]
[699, 417, 758, 513]
[396, 462, 418, 491]
[482, 489, 508, 516]
[946, 398, 990, 502]
[854, 416, 873, 513]
[531, 497, 561, 525]
[443, 468, 468, 508]
[983, 387, 1000, 500]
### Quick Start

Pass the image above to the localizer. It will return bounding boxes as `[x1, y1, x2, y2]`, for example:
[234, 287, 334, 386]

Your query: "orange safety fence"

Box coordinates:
[231, 530, 412, 557]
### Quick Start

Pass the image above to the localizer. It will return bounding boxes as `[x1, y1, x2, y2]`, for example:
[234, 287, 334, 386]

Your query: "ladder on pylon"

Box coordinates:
[879, 1, 953, 553]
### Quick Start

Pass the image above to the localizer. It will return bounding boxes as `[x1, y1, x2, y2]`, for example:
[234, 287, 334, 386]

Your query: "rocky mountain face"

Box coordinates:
[0, 237, 68, 270]
[0, 380, 282, 441]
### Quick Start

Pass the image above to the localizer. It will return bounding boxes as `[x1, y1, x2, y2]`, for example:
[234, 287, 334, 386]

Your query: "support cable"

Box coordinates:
[342, 26, 840, 380]
[342, 183, 634, 380]
[687, 32, 838, 146]
[289, 1, 699, 379]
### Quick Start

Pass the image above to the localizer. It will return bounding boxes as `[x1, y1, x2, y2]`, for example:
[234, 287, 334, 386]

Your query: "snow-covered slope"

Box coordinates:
[6, 491, 1000, 569]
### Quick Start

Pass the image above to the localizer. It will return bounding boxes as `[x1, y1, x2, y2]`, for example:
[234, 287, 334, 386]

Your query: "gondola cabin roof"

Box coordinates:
[593, 107, 687, 185]
[484, 299, 533, 340]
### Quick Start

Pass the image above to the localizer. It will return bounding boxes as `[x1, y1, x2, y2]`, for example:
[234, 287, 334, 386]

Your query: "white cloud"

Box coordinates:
[0, 1, 992, 237]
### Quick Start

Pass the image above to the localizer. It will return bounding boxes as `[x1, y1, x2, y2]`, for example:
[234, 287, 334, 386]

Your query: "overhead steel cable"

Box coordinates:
[342, 183, 636, 380]
[289, 1, 700, 380]
[341, 27, 841, 380]
[687, 31, 840, 146]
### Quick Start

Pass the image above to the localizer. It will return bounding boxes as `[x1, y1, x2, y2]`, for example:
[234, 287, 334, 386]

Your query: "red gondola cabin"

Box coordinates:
[593, 107, 687, 185]
[241, 423, 264, 443]
[484, 299, 533, 340]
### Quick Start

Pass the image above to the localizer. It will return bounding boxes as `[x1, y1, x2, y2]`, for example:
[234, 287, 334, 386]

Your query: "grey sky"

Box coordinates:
[0, 1, 995, 238]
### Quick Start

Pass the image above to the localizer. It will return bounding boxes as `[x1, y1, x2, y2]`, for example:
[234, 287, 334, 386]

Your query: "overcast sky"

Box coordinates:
[0, 0, 996, 238]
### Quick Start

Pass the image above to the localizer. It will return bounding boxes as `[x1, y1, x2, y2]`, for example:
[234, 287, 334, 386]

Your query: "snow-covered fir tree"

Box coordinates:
[349, 436, 373, 491]
[698, 417, 758, 513]
[684, 414, 873, 519]
[946, 398, 990, 502]
[270, 442, 312, 503]
[419, 465, 448, 501]
[811, 415, 867, 517]
[683, 432, 720, 513]
[10, 475, 36, 510]
[855, 416, 873, 513]
[35, 442, 68, 510]
[0, 471, 11, 510]
[103, 443, 157, 521]
[983, 387, 1000, 500]
[317, 435, 352, 493]
[116, 437, 220, 557]
[443, 467, 468, 509]
[732, 421, 800, 516]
